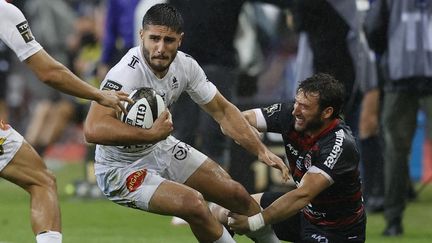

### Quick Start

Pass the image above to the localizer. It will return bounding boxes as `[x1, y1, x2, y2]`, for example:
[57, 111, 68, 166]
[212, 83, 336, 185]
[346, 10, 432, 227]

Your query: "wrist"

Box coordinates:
[94, 89, 104, 103]
[247, 213, 265, 231]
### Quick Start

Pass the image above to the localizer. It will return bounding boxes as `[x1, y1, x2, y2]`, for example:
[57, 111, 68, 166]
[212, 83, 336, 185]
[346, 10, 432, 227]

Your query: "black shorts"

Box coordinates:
[260, 192, 366, 243]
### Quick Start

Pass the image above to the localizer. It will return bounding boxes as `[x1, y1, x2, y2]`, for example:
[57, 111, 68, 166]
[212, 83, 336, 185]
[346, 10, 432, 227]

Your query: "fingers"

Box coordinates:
[115, 91, 134, 104]
[118, 103, 128, 115]
[113, 91, 133, 115]
[272, 157, 290, 181]
[277, 163, 290, 181]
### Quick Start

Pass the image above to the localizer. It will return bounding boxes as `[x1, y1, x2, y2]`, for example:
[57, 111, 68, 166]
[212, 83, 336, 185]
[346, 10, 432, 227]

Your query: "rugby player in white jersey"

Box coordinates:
[84, 3, 289, 243]
[0, 1, 132, 243]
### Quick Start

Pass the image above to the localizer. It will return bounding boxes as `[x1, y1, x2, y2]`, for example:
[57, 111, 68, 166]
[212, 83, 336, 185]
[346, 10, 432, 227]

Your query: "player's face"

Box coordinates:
[140, 25, 183, 77]
[292, 91, 325, 134]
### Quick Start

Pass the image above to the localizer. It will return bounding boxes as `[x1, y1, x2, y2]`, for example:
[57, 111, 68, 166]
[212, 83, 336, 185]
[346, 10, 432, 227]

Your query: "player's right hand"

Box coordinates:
[258, 149, 290, 181]
[151, 109, 173, 141]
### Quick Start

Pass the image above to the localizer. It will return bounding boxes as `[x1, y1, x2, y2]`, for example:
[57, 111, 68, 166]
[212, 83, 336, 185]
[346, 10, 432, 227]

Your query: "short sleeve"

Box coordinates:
[261, 102, 295, 134]
[0, 2, 42, 61]
[184, 57, 217, 105]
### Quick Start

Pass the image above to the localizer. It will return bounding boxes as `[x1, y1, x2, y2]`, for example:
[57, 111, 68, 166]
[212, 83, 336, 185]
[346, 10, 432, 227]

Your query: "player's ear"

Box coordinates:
[139, 29, 144, 41]
[178, 32, 184, 48]
[322, 107, 334, 119]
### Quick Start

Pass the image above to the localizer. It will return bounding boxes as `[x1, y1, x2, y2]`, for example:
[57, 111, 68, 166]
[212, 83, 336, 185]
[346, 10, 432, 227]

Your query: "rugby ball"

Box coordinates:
[120, 87, 165, 129]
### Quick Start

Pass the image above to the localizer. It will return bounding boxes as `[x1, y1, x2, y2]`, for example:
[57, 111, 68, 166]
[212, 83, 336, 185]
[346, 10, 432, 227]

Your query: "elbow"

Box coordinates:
[36, 62, 66, 86]
[37, 70, 59, 87]
[37, 71, 55, 85]
[83, 123, 98, 144]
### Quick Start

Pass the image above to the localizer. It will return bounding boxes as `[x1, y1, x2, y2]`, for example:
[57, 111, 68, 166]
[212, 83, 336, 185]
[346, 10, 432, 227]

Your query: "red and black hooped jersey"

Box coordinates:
[260, 102, 365, 228]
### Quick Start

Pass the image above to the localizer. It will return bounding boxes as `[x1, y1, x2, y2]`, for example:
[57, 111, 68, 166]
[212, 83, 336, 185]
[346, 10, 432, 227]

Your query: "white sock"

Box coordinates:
[246, 224, 280, 243]
[36, 231, 62, 243]
[214, 226, 235, 243]
[208, 202, 229, 225]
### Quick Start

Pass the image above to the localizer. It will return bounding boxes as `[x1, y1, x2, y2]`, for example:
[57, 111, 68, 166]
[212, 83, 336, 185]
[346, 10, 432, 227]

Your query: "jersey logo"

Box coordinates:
[286, 143, 298, 156]
[324, 129, 345, 169]
[16, 21, 34, 43]
[172, 142, 190, 160]
[263, 103, 281, 117]
[0, 137, 6, 155]
[304, 153, 312, 170]
[126, 169, 147, 192]
[128, 55, 140, 69]
[171, 77, 179, 89]
[102, 80, 122, 91]
[311, 233, 329, 243]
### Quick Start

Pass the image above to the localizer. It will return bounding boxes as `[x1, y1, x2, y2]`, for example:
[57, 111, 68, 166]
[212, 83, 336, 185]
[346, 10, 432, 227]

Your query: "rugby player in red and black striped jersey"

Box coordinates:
[227, 73, 366, 242]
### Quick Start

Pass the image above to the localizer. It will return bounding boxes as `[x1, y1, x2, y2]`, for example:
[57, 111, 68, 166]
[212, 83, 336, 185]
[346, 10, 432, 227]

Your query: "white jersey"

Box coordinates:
[0, 1, 40, 170]
[0, 0, 42, 61]
[95, 47, 217, 167]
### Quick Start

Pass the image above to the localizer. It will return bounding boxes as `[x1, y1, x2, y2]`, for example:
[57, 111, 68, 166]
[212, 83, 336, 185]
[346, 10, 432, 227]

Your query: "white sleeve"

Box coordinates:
[301, 166, 334, 185]
[0, 1, 42, 61]
[185, 58, 217, 105]
[253, 108, 267, 131]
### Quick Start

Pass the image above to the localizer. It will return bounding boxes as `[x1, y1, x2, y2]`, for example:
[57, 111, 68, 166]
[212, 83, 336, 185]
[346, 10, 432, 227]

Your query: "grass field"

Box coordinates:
[1, 162, 432, 243]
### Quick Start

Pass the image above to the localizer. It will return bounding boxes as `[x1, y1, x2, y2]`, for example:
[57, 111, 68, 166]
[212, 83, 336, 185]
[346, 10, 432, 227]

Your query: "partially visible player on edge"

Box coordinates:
[0, 1, 132, 243]
[84, 3, 289, 243]
[222, 73, 366, 242]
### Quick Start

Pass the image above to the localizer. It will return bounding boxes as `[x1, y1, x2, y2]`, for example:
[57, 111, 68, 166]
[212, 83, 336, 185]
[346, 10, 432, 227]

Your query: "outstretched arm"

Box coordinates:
[202, 91, 289, 180]
[228, 171, 331, 234]
[25, 49, 131, 114]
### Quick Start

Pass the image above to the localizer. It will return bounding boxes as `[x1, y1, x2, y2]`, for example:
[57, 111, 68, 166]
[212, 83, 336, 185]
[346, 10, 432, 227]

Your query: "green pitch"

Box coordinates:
[0, 163, 432, 243]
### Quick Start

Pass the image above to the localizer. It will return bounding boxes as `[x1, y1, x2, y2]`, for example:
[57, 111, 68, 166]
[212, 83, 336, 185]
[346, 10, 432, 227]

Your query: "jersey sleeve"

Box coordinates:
[0, 2, 42, 61]
[313, 128, 359, 179]
[260, 102, 295, 134]
[184, 55, 217, 105]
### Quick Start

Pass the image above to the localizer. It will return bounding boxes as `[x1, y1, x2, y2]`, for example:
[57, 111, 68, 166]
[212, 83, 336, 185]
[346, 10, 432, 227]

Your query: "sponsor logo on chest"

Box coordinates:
[324, 129, 345, 169]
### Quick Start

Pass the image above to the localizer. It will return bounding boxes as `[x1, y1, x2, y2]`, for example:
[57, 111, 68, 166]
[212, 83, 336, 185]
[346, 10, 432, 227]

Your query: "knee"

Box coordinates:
[29, 169, 58, 193]
[223, 180, 253, 209]
[181, 192, 212, 223]
[44, 169, 58, 189]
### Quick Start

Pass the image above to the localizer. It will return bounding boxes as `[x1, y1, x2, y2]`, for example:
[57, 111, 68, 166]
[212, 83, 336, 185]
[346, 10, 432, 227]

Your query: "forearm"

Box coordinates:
[219, 104, 266, 156]
[27, 50, 103, 102]
[262, 190, 310, 226]
[44, 65, 102, 101]
[85, 109, 158, 146]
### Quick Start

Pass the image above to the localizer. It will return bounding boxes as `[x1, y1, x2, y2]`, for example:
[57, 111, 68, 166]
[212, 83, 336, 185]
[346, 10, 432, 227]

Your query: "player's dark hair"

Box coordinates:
[297, 73, 345, 119]
[142, 3, 183, 33]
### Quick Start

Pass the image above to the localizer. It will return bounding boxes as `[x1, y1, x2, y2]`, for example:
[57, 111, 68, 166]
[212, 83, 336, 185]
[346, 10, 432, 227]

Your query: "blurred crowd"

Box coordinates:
[1, 0, 432, 238]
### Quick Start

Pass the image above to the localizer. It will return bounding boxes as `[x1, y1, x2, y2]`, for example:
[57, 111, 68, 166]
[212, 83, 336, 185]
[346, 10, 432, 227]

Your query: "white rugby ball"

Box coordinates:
[120, 87, 165, 129]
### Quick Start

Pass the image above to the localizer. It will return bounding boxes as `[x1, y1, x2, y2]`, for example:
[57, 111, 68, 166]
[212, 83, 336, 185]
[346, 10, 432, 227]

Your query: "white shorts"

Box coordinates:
[0, 123, 24, 171]
[95, 136, 207, 210]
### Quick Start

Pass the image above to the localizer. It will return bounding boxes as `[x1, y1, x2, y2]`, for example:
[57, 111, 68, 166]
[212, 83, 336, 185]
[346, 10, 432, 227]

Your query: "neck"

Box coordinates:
[305, 119, 337, 138]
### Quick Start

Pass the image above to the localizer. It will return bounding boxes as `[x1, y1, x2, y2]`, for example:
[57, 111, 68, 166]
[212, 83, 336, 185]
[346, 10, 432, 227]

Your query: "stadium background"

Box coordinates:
[1, 0, 432, 242]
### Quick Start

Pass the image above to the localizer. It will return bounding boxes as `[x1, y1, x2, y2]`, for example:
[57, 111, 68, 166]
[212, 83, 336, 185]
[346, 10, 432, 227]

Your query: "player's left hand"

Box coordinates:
[227, 212, 250, 235]
[97, 90, 134, 115]
[258, 149, 290, 181]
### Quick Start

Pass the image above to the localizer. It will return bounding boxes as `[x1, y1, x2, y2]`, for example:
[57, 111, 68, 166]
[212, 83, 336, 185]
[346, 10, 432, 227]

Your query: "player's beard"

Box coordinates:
[295, 112, 324, 134]
[142, 46, 176, 73]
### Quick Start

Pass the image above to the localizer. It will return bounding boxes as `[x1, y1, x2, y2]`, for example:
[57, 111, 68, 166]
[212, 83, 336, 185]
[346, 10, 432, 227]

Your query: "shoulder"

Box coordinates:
[0, 2, 26, 25]
[320, 125, 356, 150]
[102, 47, 143, 92]
[174, 51, 201, 69]
[318, 125, 358, 169]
